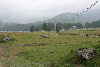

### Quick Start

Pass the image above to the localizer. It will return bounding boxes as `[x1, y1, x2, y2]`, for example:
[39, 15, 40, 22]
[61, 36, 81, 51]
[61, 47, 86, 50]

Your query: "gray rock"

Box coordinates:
[40, 35, 49, 38]
[80, 34, 85, 36]
[86, 34, 89, 36]
[77, 48, 98, 60]
[2, 37, 12, 41]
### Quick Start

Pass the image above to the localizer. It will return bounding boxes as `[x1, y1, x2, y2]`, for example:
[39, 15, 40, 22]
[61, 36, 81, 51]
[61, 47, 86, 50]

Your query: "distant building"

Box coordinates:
[67, 12, 70, 13]
[88, 28, 96, 30]
[81, 28, 86, 29]
[96, 27, 100, 29]
[41, 30, 45, 32]
[69, 26, 80, 30]
[61, 29, 65, 31]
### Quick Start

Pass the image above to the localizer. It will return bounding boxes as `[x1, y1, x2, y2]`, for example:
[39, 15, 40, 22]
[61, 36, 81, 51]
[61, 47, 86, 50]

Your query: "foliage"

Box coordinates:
[29, 25, 35, 32]
[42, 22, 47, 31]
[0, 19, 100, 31]
[0, 23, 33, 31]
[47, 24, 51, 32]
[35, 27, 38, 31]
[85, 20, 100, 28]
[56, 26, 60, 33]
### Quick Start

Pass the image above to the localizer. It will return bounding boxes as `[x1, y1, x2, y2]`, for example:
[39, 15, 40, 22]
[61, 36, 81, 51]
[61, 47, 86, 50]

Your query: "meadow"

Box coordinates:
[0, 29, 100, 67]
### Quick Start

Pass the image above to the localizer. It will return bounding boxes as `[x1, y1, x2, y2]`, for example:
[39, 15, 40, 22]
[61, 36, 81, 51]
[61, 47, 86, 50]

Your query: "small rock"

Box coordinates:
[59, 42, 62, 44]
[40, 35, 49, 38]
[2, 37, 12, 41]
[86, 34, 89, 36]
[64, 42, 67, 43]
[50, 51, 53, 53]
[95, 36, 98, 37]
[77, 48, 98, 60]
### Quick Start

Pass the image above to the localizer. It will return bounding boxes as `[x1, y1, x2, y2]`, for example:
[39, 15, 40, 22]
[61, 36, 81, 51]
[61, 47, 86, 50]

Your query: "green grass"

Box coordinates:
[0, 30, 100, 67]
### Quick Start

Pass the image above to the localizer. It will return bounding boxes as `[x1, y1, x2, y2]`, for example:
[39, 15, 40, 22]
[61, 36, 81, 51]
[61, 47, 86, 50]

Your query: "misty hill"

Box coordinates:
[33, 9, 100, 25]
[0, 9, 100, 31]
[0, 20, 3, 27]
[0, 22, 33, 31]
[0, 20, 33, 31]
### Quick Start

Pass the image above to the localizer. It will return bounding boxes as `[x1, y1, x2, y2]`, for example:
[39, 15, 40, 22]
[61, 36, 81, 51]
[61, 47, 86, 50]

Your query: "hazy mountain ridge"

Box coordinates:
[0, 23, 33, 31]
[30, 9, 100, 28]
[0, 9, 100, 31]
[37, 9, 100, 24]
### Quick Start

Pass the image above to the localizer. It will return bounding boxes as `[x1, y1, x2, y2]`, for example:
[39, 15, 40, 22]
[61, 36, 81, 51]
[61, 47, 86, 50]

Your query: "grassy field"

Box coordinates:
[0, 29, 100, 67]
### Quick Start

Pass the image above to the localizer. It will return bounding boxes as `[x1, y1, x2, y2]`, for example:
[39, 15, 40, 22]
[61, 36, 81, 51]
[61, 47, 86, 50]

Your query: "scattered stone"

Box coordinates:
[50, 63, 54, 67]
[24, 43, 49, 46]
[64, 42, 67, 43]
[80, 34, 98, 37]
[38, 44, 45, 46]
[90, 34, 96, 36]
[50, 51, 53, 53]
[0, 52, 6, 57]
[70, 34, 78, 35]
[4, 47, 9, 49]
[77, 48, 98, 60]
[71, 50, 73, 53]
[40, 35, 49, 38]
[2, 37, 12, 41]
[86, 34, 89, 36]
[38, 43, 49, 46]
[97, 34, 100, 36]
[24, 44, 32, 46]
[56, 34, 58, 35]
[64, 33, 67, 35]
[59, 42, 62, 44]
[95, 36, 98, 37]
[80, 34, 86, 36]
[34, 43, 38, 44]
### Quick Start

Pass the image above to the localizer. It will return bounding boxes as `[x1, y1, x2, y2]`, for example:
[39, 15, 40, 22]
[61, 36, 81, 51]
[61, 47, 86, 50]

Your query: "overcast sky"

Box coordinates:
[0, 0, 99, 23]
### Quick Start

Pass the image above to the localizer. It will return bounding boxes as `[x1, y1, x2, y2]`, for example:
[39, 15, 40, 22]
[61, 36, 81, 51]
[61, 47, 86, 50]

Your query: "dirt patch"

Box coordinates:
[0, 45, 6, 57]
[97, 34, 100, 36]
[24, 43, 39, 46]
[38, 43, 50, 46]
[23, 43, 50, 46]
[3, 47, 9, 49]
[69, 34, 78, 35]
[24, 44, 33, 46]
[0, 53, 6, 57]
[0, 45, 3, 48]
[33, 43, 38, 44]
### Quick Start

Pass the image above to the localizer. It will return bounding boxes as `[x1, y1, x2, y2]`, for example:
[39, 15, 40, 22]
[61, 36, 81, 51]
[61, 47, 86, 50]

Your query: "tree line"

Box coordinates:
[29, 22, 83, 32]
[85, 20, 100, 28]
[29, 20, 100, 32]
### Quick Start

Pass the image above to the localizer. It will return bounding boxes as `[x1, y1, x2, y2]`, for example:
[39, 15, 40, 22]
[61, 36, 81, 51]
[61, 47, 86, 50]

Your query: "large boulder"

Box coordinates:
[80, 34, 85, 36]
[77, 48, 98, 60]
[86, 33, 90, 36]
[40, 35, 49, 38]
[2, 37, 12, 41]
[70, 34, 78, 35]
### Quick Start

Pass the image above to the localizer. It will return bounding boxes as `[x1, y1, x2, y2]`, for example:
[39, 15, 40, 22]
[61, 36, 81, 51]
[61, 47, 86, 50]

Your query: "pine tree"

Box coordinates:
[56, 26, 60, 33]
[47, 24, 51, 32]
[43, 22, 47, 31]
[29, 25, 35, 32]
[36, 28, 38, 31]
